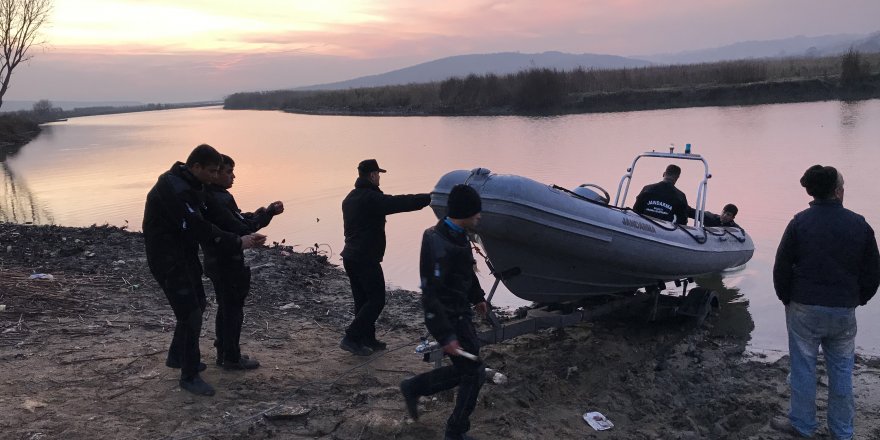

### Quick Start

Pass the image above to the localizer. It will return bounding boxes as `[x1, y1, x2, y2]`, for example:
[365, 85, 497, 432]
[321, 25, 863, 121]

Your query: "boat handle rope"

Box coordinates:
[703, 226, 748, 243]
[628, 210, 708, 244]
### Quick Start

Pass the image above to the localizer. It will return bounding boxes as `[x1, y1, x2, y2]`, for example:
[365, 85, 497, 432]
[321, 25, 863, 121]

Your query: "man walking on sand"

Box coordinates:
[400, 184, 489, 440]
[340, 159, 431, 356]
[143, 144, 263, 396]
[203, 154, 283, 371]
[772, 165, 879, 439]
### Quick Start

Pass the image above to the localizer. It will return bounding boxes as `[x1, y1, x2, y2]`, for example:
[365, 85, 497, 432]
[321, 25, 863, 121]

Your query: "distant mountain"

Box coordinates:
[641, 32, 880, 64]
[823, 31, 880, 55]
[298, 51, 652, 90]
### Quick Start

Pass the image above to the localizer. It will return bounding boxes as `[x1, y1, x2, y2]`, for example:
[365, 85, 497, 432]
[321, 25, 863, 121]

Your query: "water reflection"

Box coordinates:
[0, 155, 53, 224]
[4, 100, 880, 355]
[695, 271, 755, 343]
[839, 100, 863, 128]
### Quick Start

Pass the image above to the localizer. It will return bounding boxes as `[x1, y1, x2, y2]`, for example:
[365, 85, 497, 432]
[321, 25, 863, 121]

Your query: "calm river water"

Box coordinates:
[3, 100, 880, 357]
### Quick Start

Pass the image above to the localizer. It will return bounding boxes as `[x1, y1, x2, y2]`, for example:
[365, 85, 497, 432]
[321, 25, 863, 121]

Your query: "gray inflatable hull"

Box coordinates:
[432, 169, 755, 302]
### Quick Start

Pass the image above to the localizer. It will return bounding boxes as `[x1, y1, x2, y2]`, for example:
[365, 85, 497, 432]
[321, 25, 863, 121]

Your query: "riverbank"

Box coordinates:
[2, 222, 880, 439]
[227, 74, 880, 118]
[0, 115, 40, 158]
[225, 52, 880, 117]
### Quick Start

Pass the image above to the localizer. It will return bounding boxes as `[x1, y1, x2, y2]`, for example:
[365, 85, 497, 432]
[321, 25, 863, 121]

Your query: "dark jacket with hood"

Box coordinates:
[143, 162, 241, 284]
[202, 185, 277, 279]
[419, 219, 486, 345]
[773, 199, 880, 308]
[633, 180, 689, 225]
[340, 177, 431, 263]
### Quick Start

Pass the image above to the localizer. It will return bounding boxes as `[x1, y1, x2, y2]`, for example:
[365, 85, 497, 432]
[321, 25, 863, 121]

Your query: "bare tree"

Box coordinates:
[0, 0, 51, 110]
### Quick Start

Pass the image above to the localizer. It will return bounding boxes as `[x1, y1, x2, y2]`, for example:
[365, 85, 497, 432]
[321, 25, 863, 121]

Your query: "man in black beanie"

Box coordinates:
[400, 183, 488, 440]
[340, 159, 431, 356]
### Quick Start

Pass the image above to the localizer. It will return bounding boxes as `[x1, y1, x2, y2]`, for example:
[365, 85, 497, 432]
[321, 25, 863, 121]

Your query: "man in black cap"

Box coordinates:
[400, 183, 488, 440]
[339, 159, 431, 356]
[143, 144, 264, 396]
[633, 164, 690, 224]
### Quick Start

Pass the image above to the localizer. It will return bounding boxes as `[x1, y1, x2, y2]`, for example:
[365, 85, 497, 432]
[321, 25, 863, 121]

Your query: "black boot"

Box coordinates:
[340, 336, 373, 356]
[179, 375, 215, 396]
[363, 339, 387, 351]
[399, 378, 419, 420]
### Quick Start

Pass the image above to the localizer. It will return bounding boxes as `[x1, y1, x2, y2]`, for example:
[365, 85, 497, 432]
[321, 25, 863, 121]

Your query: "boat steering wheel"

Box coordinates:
[578, 184, 610, 204]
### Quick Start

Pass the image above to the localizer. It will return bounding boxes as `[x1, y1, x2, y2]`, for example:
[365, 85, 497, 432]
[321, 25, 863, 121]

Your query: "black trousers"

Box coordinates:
[343, 259, 386, 343]
[211, 268, 251, 363]
[408, 317, 486, 435]
[159, 270, 207, 380]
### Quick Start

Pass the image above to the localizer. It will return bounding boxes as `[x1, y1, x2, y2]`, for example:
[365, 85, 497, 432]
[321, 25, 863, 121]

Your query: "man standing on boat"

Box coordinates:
[143, 144, 263, 396]
[772, 165, 879, 439]
[400, 184, 488, 440]
[203, 154, 283, 371]
[633, 164, 690, 224]
[339, 159, 431, 356]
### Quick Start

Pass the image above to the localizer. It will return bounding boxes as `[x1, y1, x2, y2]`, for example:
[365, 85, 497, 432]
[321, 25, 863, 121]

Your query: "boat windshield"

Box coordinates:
[613, 149, 711, 228]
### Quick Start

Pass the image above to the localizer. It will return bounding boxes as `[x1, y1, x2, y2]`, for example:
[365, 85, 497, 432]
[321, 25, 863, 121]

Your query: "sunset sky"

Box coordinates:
[9, 0, 880, 103]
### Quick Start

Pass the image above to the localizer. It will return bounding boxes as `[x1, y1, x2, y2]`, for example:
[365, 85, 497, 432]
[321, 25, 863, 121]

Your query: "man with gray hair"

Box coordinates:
[772, 165, 879, 439]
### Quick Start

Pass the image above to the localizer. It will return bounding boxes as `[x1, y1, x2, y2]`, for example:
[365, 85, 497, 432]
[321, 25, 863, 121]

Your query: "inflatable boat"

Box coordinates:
[430, 150, 755, 302]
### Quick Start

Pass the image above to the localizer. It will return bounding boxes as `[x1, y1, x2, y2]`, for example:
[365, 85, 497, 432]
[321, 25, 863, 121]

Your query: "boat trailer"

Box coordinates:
[420, 265, 719, 367]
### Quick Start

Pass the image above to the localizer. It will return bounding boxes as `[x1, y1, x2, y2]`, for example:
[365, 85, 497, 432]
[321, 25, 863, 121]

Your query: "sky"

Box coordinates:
[7, 0, 880, 104]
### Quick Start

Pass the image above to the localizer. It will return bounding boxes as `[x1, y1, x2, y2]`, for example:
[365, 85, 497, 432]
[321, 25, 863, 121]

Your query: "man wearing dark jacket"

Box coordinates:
[203, 154, 283, 370]
[143, 144, 262, 396]
[772, 165, 880, 439]
[400, 184, 488, 440]
[339, 159, 431, 356]
[703, 203, 741, 228]
[633, 164, 690, 224]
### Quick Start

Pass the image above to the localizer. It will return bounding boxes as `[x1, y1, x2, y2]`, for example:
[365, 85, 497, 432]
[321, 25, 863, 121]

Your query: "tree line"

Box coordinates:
[225, 50, 880, 116]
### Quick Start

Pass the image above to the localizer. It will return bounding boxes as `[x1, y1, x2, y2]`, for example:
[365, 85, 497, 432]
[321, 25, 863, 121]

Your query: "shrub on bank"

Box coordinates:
[0, 114, 40, 148]
[841, 49, 872, 85]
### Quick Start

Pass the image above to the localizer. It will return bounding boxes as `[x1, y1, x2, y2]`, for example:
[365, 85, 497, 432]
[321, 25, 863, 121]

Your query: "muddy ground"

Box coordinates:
[2, 223, 880, 440]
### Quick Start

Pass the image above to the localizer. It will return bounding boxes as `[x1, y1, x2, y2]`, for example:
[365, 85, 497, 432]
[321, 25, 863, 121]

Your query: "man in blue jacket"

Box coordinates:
[339, 159, 431, 356]
[400, 184, 488, 440]
[773, 165, 879, 439]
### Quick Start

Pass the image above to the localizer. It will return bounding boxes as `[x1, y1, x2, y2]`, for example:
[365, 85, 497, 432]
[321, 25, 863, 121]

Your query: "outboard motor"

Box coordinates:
[572, 184, 610, 204]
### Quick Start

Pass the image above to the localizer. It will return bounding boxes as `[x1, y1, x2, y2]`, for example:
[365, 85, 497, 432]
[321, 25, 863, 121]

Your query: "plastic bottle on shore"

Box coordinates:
[485, 368, 508, 385]
[415, 337, 438, 353]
